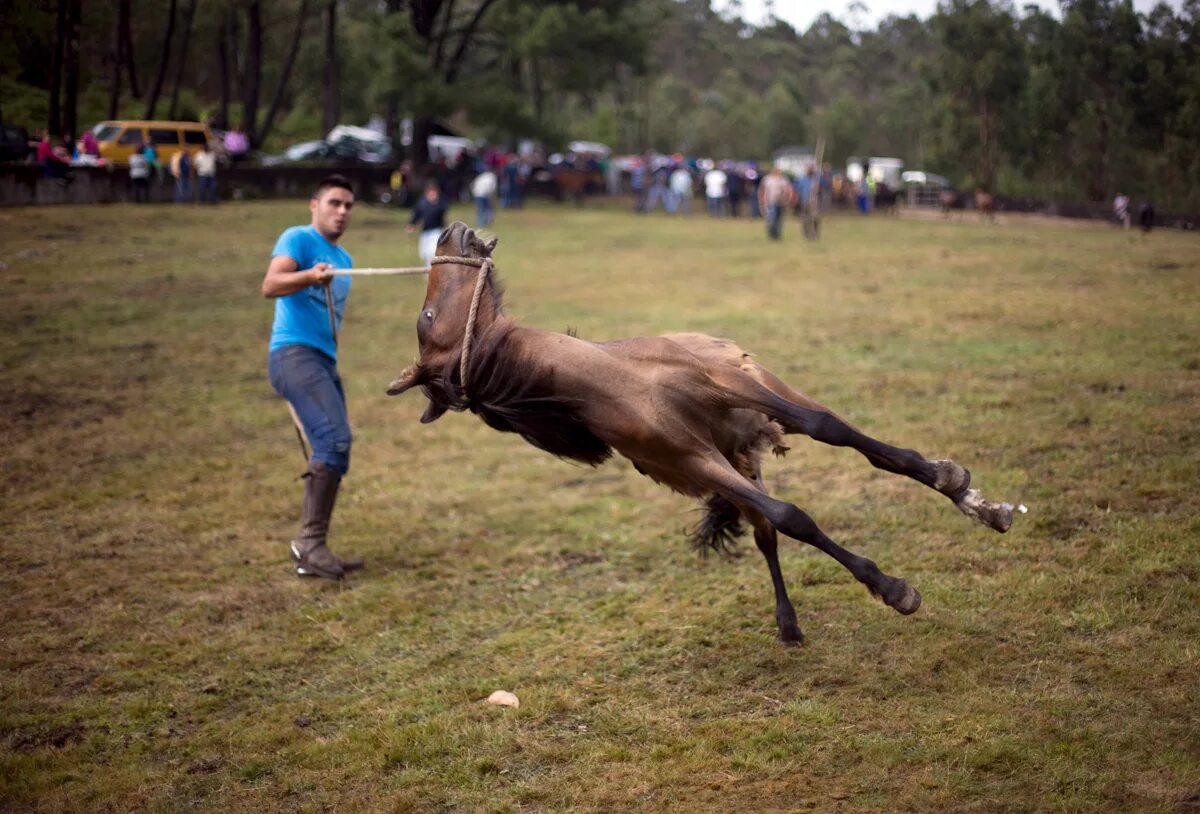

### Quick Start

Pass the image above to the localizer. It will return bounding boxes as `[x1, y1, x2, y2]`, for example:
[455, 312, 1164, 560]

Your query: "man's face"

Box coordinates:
[310, 186, 354, 240]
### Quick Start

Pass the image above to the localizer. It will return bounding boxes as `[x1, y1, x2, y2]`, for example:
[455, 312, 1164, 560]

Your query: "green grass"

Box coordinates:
[1, 201, 1198, 812]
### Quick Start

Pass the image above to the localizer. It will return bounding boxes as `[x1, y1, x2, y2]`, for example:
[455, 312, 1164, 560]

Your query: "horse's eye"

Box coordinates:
[423, 309, 434, 321]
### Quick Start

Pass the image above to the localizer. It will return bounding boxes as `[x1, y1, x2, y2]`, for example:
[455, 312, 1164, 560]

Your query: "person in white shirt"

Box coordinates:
[471, 169, 498, 227]
[128, 148, 150, 203]
[670, 166, 693, 215]
[194, 143, 218, 204]
[1113, 193, 1130, 229]
[704, 167, 727, 217]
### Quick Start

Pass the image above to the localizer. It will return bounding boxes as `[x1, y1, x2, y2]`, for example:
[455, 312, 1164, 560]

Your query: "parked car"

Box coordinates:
[261, 125, 395, 166]
[91, 120, 213, 167]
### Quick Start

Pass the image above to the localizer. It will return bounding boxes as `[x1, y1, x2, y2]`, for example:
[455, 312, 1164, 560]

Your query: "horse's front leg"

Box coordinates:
[743, 467, 804, 645]
[687, 455, 921, 619]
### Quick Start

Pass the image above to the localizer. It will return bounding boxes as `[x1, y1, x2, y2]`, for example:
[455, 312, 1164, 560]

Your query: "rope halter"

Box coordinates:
[429, 254, 494, 395]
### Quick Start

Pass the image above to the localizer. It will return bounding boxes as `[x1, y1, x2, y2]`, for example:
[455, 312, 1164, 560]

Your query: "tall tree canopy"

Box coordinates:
[1, 0, 1199, 208]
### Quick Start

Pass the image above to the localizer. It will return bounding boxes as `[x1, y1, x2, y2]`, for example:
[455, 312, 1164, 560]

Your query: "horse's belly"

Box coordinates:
[623, 455, 711, 498]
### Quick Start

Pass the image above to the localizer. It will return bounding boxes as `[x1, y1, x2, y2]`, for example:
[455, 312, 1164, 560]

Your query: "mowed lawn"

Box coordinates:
[1, 199, 1198, 813]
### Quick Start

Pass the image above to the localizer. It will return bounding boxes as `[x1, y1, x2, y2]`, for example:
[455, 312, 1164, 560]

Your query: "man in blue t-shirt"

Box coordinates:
[261, 175, 363, 579]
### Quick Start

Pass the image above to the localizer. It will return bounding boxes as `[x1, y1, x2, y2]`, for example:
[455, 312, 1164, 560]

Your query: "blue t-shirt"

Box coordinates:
[794, 175, 814, 203]
[269, 225, 352, 359]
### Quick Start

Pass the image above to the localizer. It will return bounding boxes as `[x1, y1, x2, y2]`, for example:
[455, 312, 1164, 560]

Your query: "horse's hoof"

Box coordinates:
[779, 631, 805, 647]
[884, 580, 922, 615]
[956, 489, 1014, 533]
[777, 617, 805, 647]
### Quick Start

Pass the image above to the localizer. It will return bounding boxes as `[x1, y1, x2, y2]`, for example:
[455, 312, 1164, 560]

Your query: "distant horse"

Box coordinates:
[874, 181, 900, 214]
[832, 175, 857, 207]
[939, 189, 960, 218]
[974, 189, 996, 223]
[553, 166, 603, 205]
[1139, 202, 1155, 233]
[388, 223, 1016, 646]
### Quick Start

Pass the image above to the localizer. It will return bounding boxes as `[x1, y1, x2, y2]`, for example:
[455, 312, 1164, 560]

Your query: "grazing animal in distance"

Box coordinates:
[387, 222, 1016, 645]
[1139, 201, 1155, 233]
[974, 189, 996, 222]
[939, 189, 960, 218]
[873, 181, 900, 214]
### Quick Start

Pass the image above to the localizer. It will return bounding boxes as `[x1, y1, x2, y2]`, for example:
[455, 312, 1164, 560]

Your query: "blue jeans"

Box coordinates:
[765, 204, 784, 239]
[475, 195, 494, 226]
[174, 177, 191, 203]
[269, 344, 352, 474]
[707, 195, 724, 217]
[645, 183, 671, 213]
[198, 175, 217, 203]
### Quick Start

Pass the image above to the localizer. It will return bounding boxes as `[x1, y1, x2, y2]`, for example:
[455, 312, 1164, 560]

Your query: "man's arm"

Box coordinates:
[261, 255, 335, 298]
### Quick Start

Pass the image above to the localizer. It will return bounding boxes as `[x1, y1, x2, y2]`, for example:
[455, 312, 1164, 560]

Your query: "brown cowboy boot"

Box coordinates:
[290, 461, 364, 579]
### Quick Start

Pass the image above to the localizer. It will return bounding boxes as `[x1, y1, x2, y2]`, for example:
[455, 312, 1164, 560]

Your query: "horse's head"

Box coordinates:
[386, 222, 501, 422]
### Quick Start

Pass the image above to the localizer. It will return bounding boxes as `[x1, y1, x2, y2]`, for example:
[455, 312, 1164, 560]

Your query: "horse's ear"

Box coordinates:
[420, 400, 449, 423]
[483, 236, 498, 256]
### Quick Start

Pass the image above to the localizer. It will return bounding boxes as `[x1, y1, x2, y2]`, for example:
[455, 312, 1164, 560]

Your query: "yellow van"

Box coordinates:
[92, 120, 213, 166]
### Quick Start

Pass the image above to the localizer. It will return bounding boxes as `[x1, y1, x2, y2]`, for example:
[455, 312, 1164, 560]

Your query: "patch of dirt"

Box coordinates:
[1032, 511, 1104, 541]
[185, 757, 223, 775]
[10, 722, 90, 752]
[0, 387, 123, 429]
[557, 550, 606, 570]
[1085, 381, 1128, 394]
[1177, 785, 1200, 810]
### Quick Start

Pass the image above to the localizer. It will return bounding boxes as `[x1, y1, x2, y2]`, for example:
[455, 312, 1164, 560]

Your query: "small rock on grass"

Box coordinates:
[486, 690, 519, 708]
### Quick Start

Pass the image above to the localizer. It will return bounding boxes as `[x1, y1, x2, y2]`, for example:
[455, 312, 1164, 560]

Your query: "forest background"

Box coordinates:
[3, 0, 1199, 209]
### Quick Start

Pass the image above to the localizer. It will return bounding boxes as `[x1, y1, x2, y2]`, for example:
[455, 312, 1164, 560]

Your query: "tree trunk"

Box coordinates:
[531, 56, 544, 126]
[108, 0, 126, 119]
[322, 1, 341, 135]
[144, 0, 179, 119]
[442, 0, 497, 84]
[258, 0, 311, 147]
[977, 96, 994, 189]
[383, 0, 403, 146]
[413, 116, 432, 166]
[63, 0, 81, 140]
[168, 0, 198, 120]
[48, 0, 66, 136]
[242, 2, 262, 144]
[217, 11, 232, 129]
[122, 0, 140, 98]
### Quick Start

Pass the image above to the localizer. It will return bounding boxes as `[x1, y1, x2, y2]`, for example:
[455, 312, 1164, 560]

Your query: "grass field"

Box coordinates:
[1, 200, 1198, 812]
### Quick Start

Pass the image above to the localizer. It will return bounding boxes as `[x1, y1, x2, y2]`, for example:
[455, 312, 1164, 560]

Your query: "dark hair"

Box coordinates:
[313, 174, 354, 200]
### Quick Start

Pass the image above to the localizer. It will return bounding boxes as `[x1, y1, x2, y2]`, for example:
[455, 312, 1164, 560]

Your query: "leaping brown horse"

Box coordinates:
[387, 222, 1016, 646]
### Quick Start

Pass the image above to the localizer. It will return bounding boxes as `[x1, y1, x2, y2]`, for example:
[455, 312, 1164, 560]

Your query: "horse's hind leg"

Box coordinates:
[693, 456, 921, 617]
[715, 366, 1013, 533]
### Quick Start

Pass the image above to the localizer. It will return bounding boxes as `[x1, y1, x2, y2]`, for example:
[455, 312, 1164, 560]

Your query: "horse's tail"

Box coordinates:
[689, 493, 745, 557]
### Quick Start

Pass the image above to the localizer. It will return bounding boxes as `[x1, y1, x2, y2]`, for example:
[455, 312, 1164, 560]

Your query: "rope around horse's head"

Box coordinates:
[430, 255, 494, 395]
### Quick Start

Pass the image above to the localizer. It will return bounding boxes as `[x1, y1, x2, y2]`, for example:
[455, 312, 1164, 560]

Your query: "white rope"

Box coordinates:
[425, 255, 493, 396]
[329, 267, 430, 276]
[459, 258, 493, 393]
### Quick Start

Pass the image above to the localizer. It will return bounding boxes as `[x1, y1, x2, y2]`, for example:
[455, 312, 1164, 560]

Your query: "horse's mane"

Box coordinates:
[422, 314, 612, 468]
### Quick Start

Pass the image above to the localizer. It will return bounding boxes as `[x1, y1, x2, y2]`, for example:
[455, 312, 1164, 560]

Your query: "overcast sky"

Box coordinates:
[721, 0, 1185, 31]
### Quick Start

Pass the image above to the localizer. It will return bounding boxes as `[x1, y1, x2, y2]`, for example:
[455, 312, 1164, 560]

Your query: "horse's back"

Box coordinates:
[660, 332, 758, 371]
